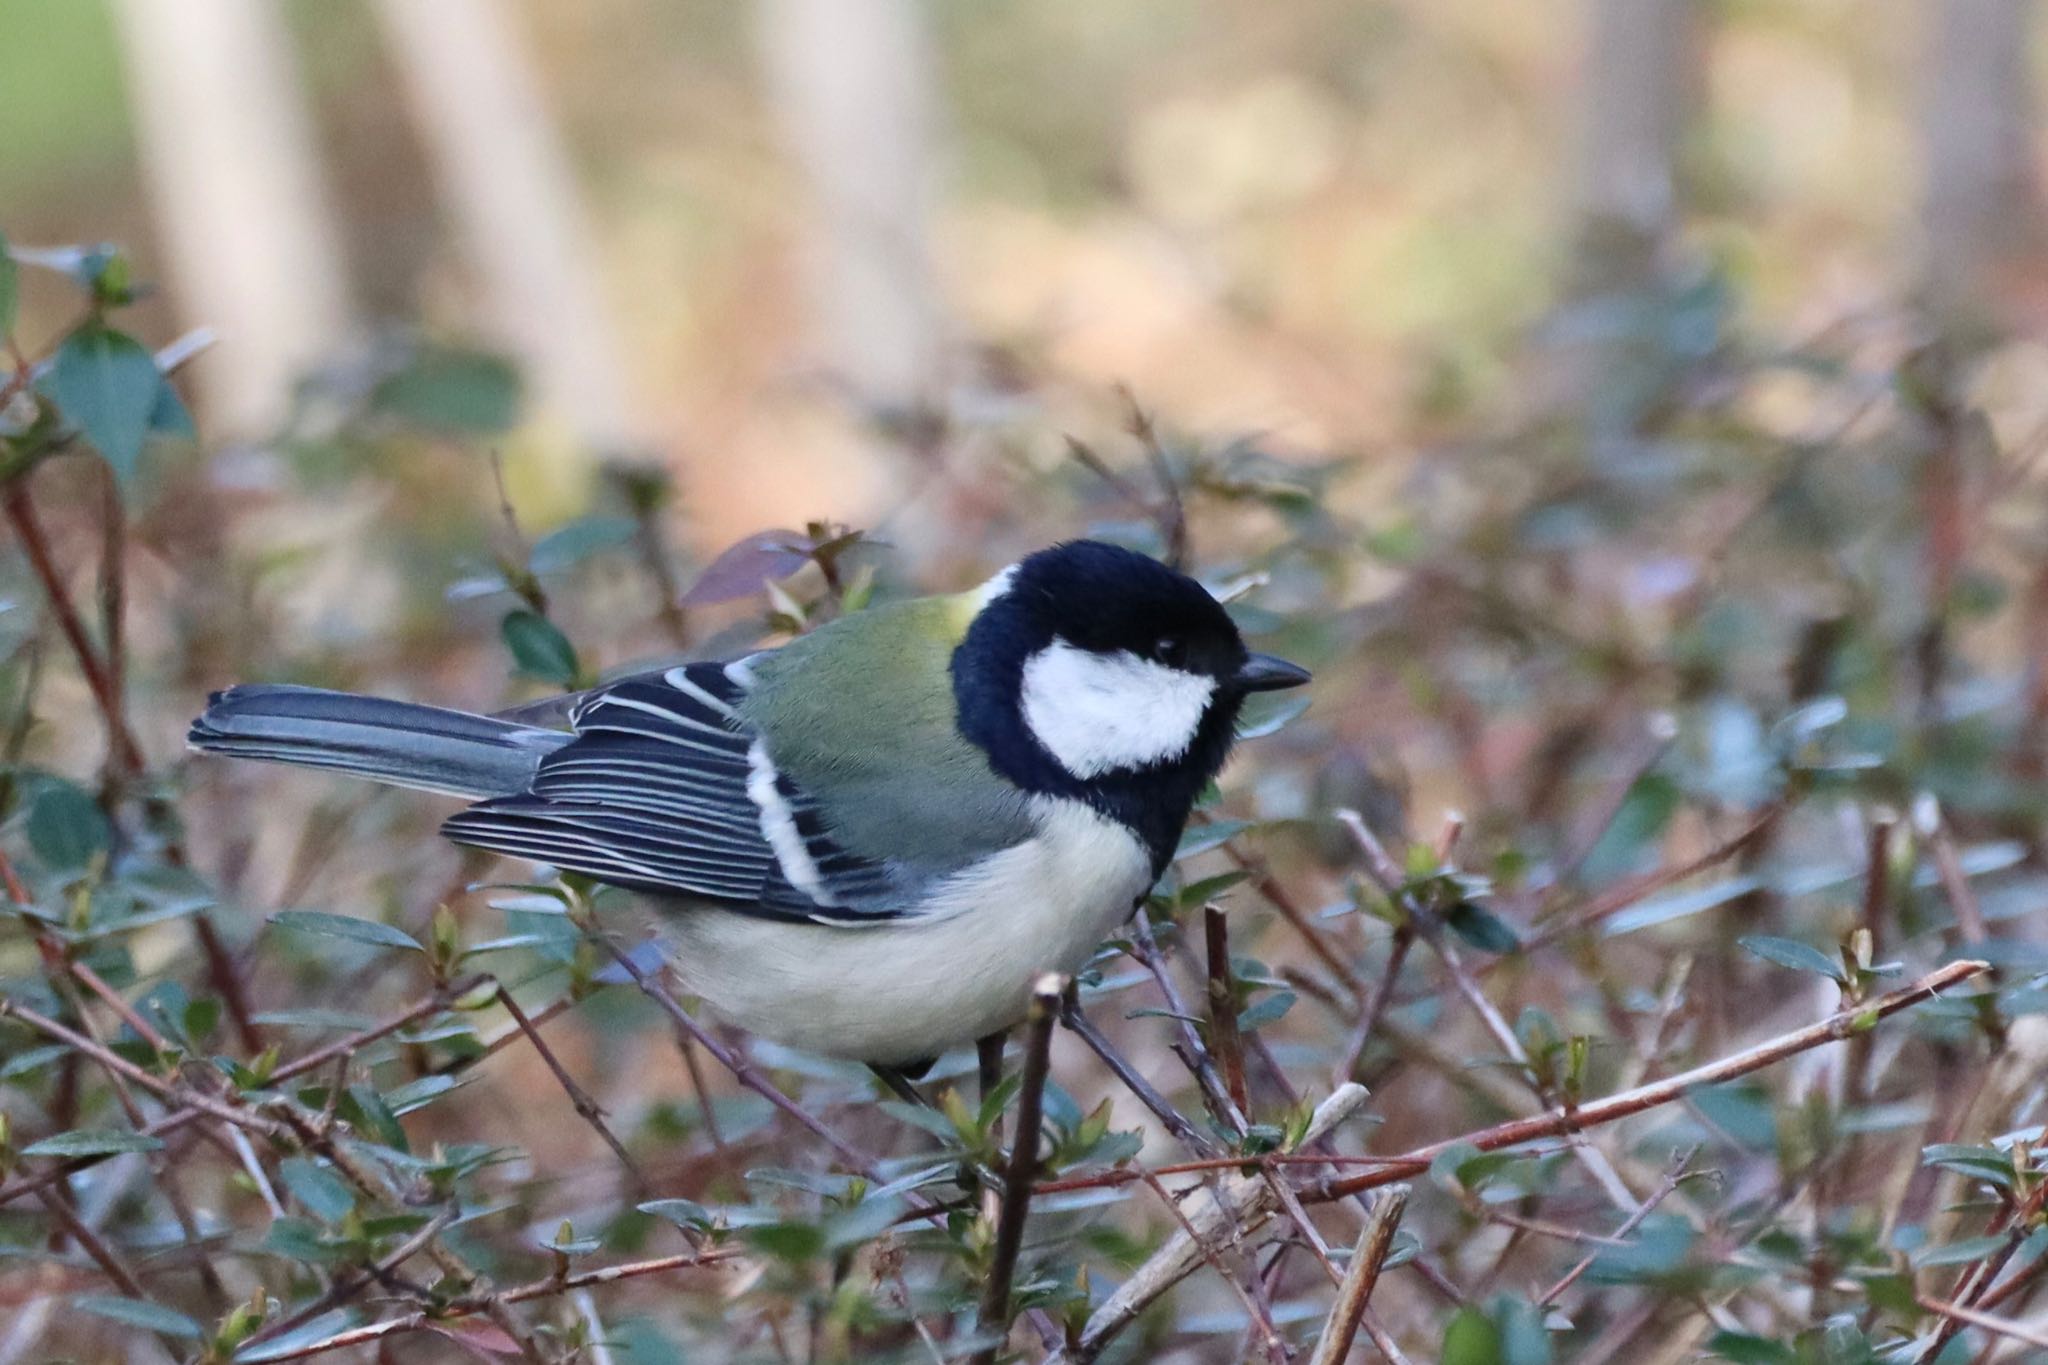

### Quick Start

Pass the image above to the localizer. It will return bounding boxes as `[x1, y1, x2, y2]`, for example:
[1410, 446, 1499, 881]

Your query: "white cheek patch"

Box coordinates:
[1020, 638, 1217, 779]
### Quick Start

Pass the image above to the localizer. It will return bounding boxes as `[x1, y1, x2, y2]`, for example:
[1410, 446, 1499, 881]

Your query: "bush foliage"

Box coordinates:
[3, 233, 2048, 1365]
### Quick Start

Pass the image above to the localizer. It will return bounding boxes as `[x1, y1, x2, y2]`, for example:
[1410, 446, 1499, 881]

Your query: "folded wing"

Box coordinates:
[441, 662, 905, 923]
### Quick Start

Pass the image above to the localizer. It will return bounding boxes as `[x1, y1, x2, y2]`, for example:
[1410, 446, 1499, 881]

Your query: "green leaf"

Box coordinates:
[1446, 901, 1520, 954]
[73, 1295, 201, 1339]
[878, 1099, 964, 1143]
[147, 376, 194, 437]
[823, 1194, 907, 1251]
[1236, 989, 1297, 1034]
[382, 1073, 459, 1115]
[341, 1084, 408, 1151]
[0, 1043, 68, 1079]
[1176, 820, 1250, 860]
[46, 324, 160, 486]
[23, 1129, 164, 1158]
[501, 609, 580, 687]
[278, 1157, 355, 1223]
[529, 515, 637, 574]
[27, 780, 110, 871]
[269, 910, 422, 953]
[744, 1220, 826, 1262]
[0, 228, 16, 335]
[1442, 1306, 1503, 1365]
[1911, 1235, 2009, 1267]
[1705, 1332, 1799, 1365]
[638, 1197, 713, 1231]
[371, 345, 520, 434]
[1923, 1143, 2017, 1190]
[261, 1216, 345, 1264]
[234, 1310, 361, 1361]
[1738, 935, 1847, 983]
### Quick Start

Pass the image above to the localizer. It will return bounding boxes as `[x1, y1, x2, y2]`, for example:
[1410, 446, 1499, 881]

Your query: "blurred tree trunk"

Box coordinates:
[1919, 0, 2045, 322]
[1569, 0, 1702, 293]
[372, 0, 644, 457]
[757, 0, 946, 434]
[112, 0, 352, 435]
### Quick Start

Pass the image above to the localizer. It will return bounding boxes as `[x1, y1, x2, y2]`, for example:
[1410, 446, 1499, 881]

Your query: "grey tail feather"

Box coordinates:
[188, 684, 568, 798]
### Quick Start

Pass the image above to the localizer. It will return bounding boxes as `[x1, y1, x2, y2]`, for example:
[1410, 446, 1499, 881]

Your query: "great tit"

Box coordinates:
[189, 540, 1309, 1065]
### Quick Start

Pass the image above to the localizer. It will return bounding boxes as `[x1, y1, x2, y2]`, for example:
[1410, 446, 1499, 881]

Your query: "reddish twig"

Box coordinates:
[1, 476, 143, 773]
[1311, 960, 1988, 1205]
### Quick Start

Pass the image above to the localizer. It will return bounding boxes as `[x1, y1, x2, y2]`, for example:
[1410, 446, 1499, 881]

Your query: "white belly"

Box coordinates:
[656, 799, 1153, 1063]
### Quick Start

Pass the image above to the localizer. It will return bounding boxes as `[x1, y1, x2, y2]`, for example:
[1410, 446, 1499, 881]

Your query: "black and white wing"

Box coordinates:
[440, 662, 904, 924]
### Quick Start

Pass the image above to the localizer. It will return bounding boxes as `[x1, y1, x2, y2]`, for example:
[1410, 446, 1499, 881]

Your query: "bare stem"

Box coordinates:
[490, 978, 649, 1197]
[1060, 988, 1220, 1157]
[1204, 906, 1251, 1118]
[1, 475, 143, 772]
[1308, 1185, 1410, 1365]
[973, 975, 1062, 1364]
[1313, 960, 1988, 1205]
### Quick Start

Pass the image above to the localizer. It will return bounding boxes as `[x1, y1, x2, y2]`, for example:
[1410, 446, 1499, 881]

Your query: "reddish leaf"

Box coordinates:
[679, 529, 814, 606]
[430, 1321, 525, 1358]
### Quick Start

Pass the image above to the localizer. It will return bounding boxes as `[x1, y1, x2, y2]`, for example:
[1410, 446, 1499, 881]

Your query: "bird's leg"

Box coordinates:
[976, 1030, 1010, 1220]
[977, 1031, 1008, 1105]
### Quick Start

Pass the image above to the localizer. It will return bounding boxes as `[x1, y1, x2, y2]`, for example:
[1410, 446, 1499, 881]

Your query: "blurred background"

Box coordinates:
[10, 0, 2037, 534]
[14, 1, 2048, 1360]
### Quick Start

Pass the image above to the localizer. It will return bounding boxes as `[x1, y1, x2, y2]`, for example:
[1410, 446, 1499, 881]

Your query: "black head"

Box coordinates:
[951, 541, 1309, 871]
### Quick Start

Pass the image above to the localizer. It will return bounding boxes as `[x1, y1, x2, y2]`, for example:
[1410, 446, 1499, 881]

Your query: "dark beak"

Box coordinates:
[1233, 652, 1311, 693]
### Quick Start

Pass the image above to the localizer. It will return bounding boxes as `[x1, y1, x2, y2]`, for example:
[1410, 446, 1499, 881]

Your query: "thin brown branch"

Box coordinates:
[1204, 906, 1251, 1117]
[1128, 911, 1247, 1135]
[1312, 960, 1988, 1205]
[0, 973, 489, 1210]
[2, 475, 143, 772]
[1538, 1146, 1700, 1306]
[1137, 1167, 1288, 1365]
[239, 1207, 460, 1352]
[1520, 803, 1783, 952]
[1060, 990, 1220, 1157]
[595, 934, 893, 1182]
[0, 998, 298, 1144]
[1309, 1185, 1410, 1365]
[1225, 842, 1369, 999]
[94, 460, 126, 797]
[1918, 1295, 2048, 1350]
[489, 978, 649, 1197]
[1926, 807, 1990, 946]
[1333, 928, 1413, 1086]
[973, 975, 1061, 1364]
[39, 950, 228, 1309]
[34, 1186, 145, 1298]
[226, 1247, 744, 1363]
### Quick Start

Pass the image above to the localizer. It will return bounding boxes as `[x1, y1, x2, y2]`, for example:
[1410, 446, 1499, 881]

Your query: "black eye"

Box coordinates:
[1152, 636, 1187, 667]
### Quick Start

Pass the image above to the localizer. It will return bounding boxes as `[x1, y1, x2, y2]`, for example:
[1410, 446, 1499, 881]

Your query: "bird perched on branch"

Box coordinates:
[189, 540, 1308, 1070]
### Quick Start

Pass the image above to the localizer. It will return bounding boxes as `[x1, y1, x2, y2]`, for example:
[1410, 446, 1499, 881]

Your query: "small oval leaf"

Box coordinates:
[269, 910, 423, 953]
[1737, 935, 1846, 983]
[501, 610, 580, 687]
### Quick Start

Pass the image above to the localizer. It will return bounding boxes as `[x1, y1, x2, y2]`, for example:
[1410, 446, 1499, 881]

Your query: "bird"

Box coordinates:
[188, 540, 1309, 1072]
